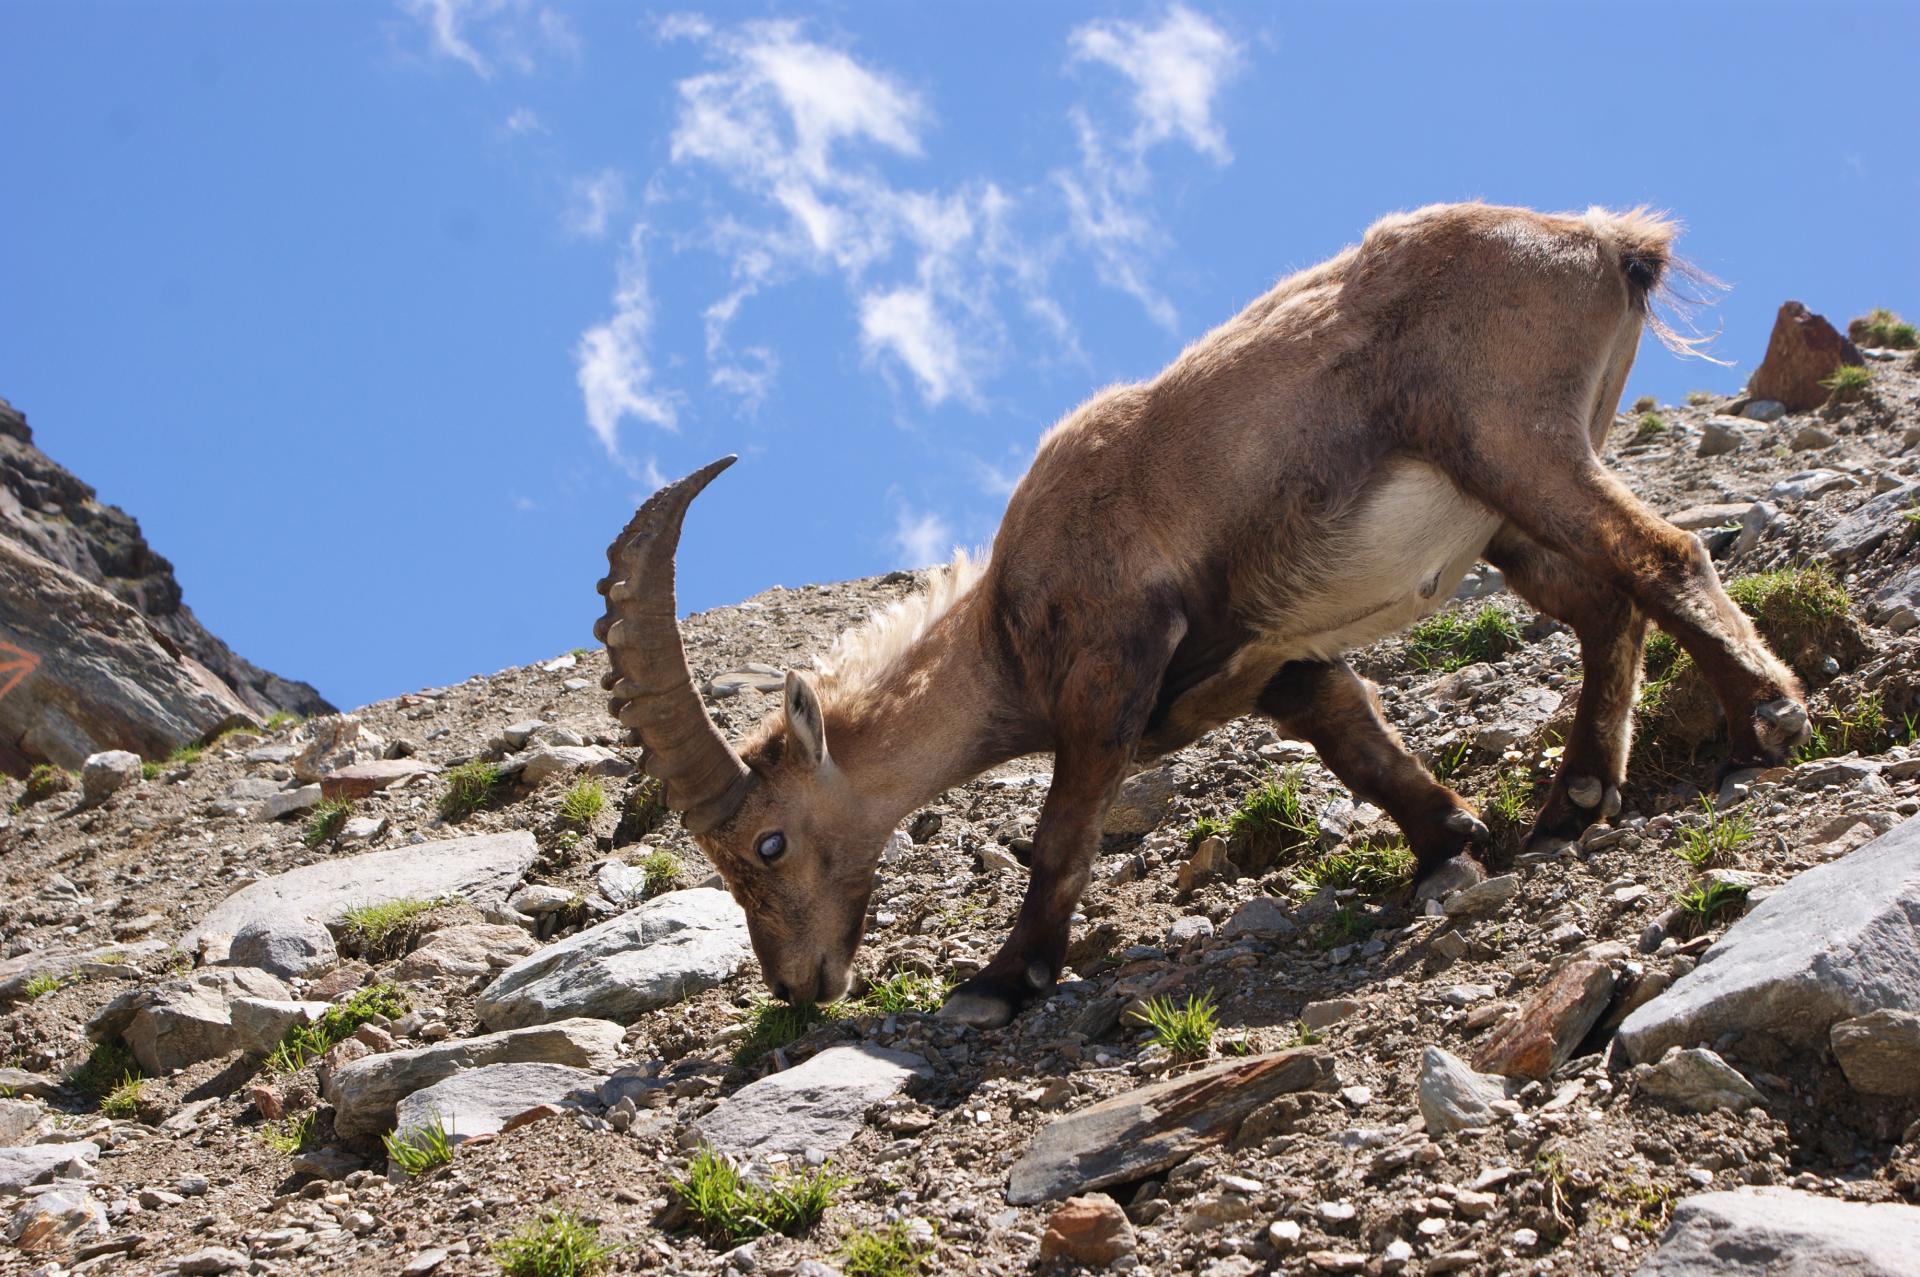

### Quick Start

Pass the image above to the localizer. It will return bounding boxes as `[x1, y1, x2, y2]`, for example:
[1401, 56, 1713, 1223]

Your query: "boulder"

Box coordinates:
[1635, 1187, 1920, 1276]
[1617, 817, 1920, 1063]
[250, 784, 322, 822]
[229, 998, 332, 1057]
[0, 940, 167, 1003]
[696, 1045, 929, 1165]
[79, 749, 141, 803]
[88, 967, 291, 1074]
[1747, 300, 1865, 411]
[1695, 417, 1753, 458]
[1006, 1049, 1334, 1205]
[326, 1018, 625, 1140]
[1870, 564, 1920, 634]
[395, 924, 538, 982]
[499, 745, 629, 785]
[392, 1063, 603, 1146]
[0, 1141, 98, 1195]
[1830, 1009, 1920, 1096]
[226, 916, 338, 979]
[1632, 1047, 1761, 1113]
[1470, 960, 1614, 1081]
[1102, 766, 1178, 837]
[477, 888, 752, 1030]
[1822, 481, 1920, 562]
[1418, 1046, 1515, 1134]
[7, 1185, 106, 1251]
[0, 538, 253, 772]
[184, 830, 538, 958]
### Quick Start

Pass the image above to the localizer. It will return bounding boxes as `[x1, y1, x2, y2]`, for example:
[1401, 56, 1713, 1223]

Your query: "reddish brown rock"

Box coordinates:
[1470, 959, 1615, 1080]
[1748, 300, 1865, 411]
[248, 1085, 284, 1121]
[320, 759, 438, 801]
[1039, 1194, 1135, 1266]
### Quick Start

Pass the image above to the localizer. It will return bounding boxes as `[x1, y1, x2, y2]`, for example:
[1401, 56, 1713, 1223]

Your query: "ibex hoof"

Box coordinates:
[1443, 808, 1490, 844]
[1566, 775, 1603, 809]
[936, 989, 1018, 1030]
[1753, 697, 1811, 756]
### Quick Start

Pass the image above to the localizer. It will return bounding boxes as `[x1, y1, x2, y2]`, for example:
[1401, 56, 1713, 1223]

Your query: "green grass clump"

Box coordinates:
[302, 799, 353, 848]
[21, 972, 65, 1000]
[493, 1211, 618, 1277]
[265, 983, 406, 1073]
[1227, 767, 1319, 869]
[673, 1146, 844, 1245]
[440, 760, 504, 819]
[339, 898, 436, 956]
[1312, 906, 1374, 949]
[560, 779, 605, 828]
[168, 744, 204, 767]
[1481, 766, 1535, 831]
[1634, 411, 1668, 440]
[1131, 990, 1218, 1061]
[1292, 837, 1415, 894]
[841, 1221, 935, 1277]
[260, 1110, 316, 1154]
[68, 1040, 142, 1100]
[1672, 798, 1753, 869]
[100, 1074, 145, 1119]
[1797, 689, 1888, 762]
[1186, 814, 1226, 847]
[640, 847, 682, 897]
[1282, 1019, 1326, 1048]
[854, 970, 952, 1016]
[23, 764, 71, 805]
[1850, 308, 1919, 350]
[140, 760, 162, 781]
[733, 1000, 841, 1066]
[1404, 603, 1523, 674]
[383, 1112, 456, 1177]
[1429, 741, 1471, 783]
[1685, 390, 1714, 407]
[1821, 364, 1873, 404]
[1674, 879, 1750, 938]
[263, 710, 302, 731]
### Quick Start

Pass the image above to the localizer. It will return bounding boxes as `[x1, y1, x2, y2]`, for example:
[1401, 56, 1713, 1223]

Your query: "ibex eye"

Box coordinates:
[756, 832, 787, 863]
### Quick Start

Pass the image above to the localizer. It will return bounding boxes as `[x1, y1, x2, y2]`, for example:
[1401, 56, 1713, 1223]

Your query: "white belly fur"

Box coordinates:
[1250, 460, 1504, 665]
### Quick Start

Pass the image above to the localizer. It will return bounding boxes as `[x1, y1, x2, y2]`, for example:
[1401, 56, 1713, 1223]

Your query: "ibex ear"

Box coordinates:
[783, 670, 828, 768]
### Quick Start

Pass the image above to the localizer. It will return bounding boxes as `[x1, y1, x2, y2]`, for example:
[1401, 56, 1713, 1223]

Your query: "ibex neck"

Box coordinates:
[824, 590, 1025, 823]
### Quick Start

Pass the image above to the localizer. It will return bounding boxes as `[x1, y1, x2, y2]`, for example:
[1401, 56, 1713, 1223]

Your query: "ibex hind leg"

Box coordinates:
[1485, 528, 1647, 847]
[1257, 659, 1490, 892]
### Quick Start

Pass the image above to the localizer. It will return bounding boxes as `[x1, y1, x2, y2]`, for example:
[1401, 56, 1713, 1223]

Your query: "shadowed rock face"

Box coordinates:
[0, 394, 332, 728]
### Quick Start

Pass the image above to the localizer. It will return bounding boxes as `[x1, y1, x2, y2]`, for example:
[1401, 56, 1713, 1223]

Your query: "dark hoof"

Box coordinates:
[1443, 807, 1491, 844]
[1752, 697, 1811, 760]
[1413, 854, 1486, 904]
[937, 965, 1054, 1029]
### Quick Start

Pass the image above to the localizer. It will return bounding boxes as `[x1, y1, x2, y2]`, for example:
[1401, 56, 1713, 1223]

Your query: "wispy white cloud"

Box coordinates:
[398, 0, 578, 79]
[891, 505, 953, 568]
[859, 287, 968, 406]
[502, 106, 544, 136]
[564, 168, 626, 239]
[576, 224, 676, 466]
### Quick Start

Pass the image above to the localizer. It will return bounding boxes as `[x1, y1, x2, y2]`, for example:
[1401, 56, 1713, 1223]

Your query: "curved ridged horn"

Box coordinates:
[596, 456, 750, 834]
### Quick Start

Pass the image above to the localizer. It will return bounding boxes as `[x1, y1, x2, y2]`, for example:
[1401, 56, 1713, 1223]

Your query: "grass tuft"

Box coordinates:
[493, 1211, 618, 1277]
[383, 1112, 456, 1177]
[69, 1040, 142, 1100]
[733, 1000, 840, 1065]
[23, 764, 71, 805]
[265, 983, 406, 1073]
[639, 847, 682, 897]
[99, 1074, 145, 1119]
[1227, 766, 1319, 869]
[21, 972, 65, 1000]
[302, 799, 353, 848]
[1404, 603, 1522, 674]
[1850, 307, 1919, 350]
[854, 970, 952, 1016]
[673, 1145, 844, 1245]
[1481, 766, 1535, 831]
[1672, 798, 1753, 869]
[1292, 837, 1415, 894]
[1634, 411, 1668, 440]
[260, 1110, 317, 1154]
[841, 1221, 935, 1277]
[1186, 814, 1226, 847]
[1821, 363, 1873, 404]
[338, 898, 436, 957]
[440, 761, 504, 819]
[168, 744, 204, 767]
[1796, 689, 1888, 762]
[1630, 395, 1657, 414]
[560, 779, 605, 828]
[140, 760, 162, 781]
[1685, 390, 1714, 407]
[1131, 990, 1218, 1061]
[1674, 879, 1750, 938]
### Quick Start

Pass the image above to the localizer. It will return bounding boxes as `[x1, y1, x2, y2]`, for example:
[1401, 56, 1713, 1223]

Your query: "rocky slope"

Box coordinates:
[2, 331, 1920, 1277]
[0, 394, 333, 726]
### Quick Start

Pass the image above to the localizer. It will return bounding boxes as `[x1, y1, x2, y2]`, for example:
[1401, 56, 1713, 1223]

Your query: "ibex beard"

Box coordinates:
[595, 201, 1809, 1029]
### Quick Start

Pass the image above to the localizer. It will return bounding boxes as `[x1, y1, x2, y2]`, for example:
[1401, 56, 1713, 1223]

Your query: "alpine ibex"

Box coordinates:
[595, 202, 1809, 1028]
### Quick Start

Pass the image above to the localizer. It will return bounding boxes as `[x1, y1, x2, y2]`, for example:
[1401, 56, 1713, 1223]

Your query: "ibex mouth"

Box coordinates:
[596, 456, 751, 835]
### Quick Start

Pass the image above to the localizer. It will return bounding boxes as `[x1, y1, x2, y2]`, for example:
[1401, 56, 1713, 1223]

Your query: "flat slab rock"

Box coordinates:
[1617, 815, 1920, 1064]
[184, 831, 539, 957]
[1006, 1049, 1334, 1205]
[0, 1141, 99, 1195]
[0, 940, 168, 1003]
[393, 1063, 604, 1145]
[326, 1017, 624, 1140]
[695, 1045, 930, 1165]
[477, 888, 751, 1030]
[1635, 1186, 1920, 1276]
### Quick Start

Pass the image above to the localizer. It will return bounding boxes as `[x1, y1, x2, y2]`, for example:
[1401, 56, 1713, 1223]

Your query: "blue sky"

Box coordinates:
[3, 2, 1914, 710]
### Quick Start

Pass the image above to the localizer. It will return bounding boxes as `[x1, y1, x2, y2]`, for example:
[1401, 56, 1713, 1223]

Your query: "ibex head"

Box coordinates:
[595, 458, 884, 1005]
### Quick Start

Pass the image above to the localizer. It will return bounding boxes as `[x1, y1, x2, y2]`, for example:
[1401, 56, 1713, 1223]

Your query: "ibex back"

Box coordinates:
[596, 201, 1809, 1029]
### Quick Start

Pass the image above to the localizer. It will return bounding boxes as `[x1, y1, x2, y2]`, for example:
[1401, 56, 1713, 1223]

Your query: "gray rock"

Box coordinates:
[0, 1141, 98, 1195]
[1617, 816, 1920, 1063]
[1470, 687, 1560, 753]
[0, 1069, 61, 1100]
[477, 888, 751, 1030]
[499, 720, 548, 749]
[1103, 766, 1178, 837]
[325, 1017, 625, 1139]
[1632, 1047, 1761, 1112]
[1167, 916, 1214, 946]
[229, 998, 331, 1056]
[1417, 1046, 1514, 1134]
[1634, 1187, 1920, 1276]
[174, 1246, 251, 1274]
[395, 924, 538, 981]
[1664, 503, 1750, 531]
[1733, 500, 1780, 556]
[0, 1099, 45, 1147]
[0, 538, 256, 770]
[79, 749, 142, 803]
[1695, 417, 1752, 458]
[1768, 469, 1856, 503]
[227, 916, 338, 979]
[1221, 897, 1296, 939]
[0, 940, 168, 1003]
[499, 745, 629, 785]
[1830, 1009, 1920, 1096]
[89, 967, 291, 1074]
[392, 1063, 603, 1146]
[184, 830, 538, 958]
[1871, 563, 1920, 634]
[696, 1045, 930, 1164]
[1741, 399, 1787, 422]
[250, 783, 322, 822]
[1007, 1050, 1334, 1205]
[292, 714, 384, 783]
[1823, 481, 1920, 561]
[1789, 423, 1837, 450]
[6, 1184, 107, 1250]
[1442, 874, 1518, 918]
[595, 860, 650, 907]
[507, 884, 579, 916]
